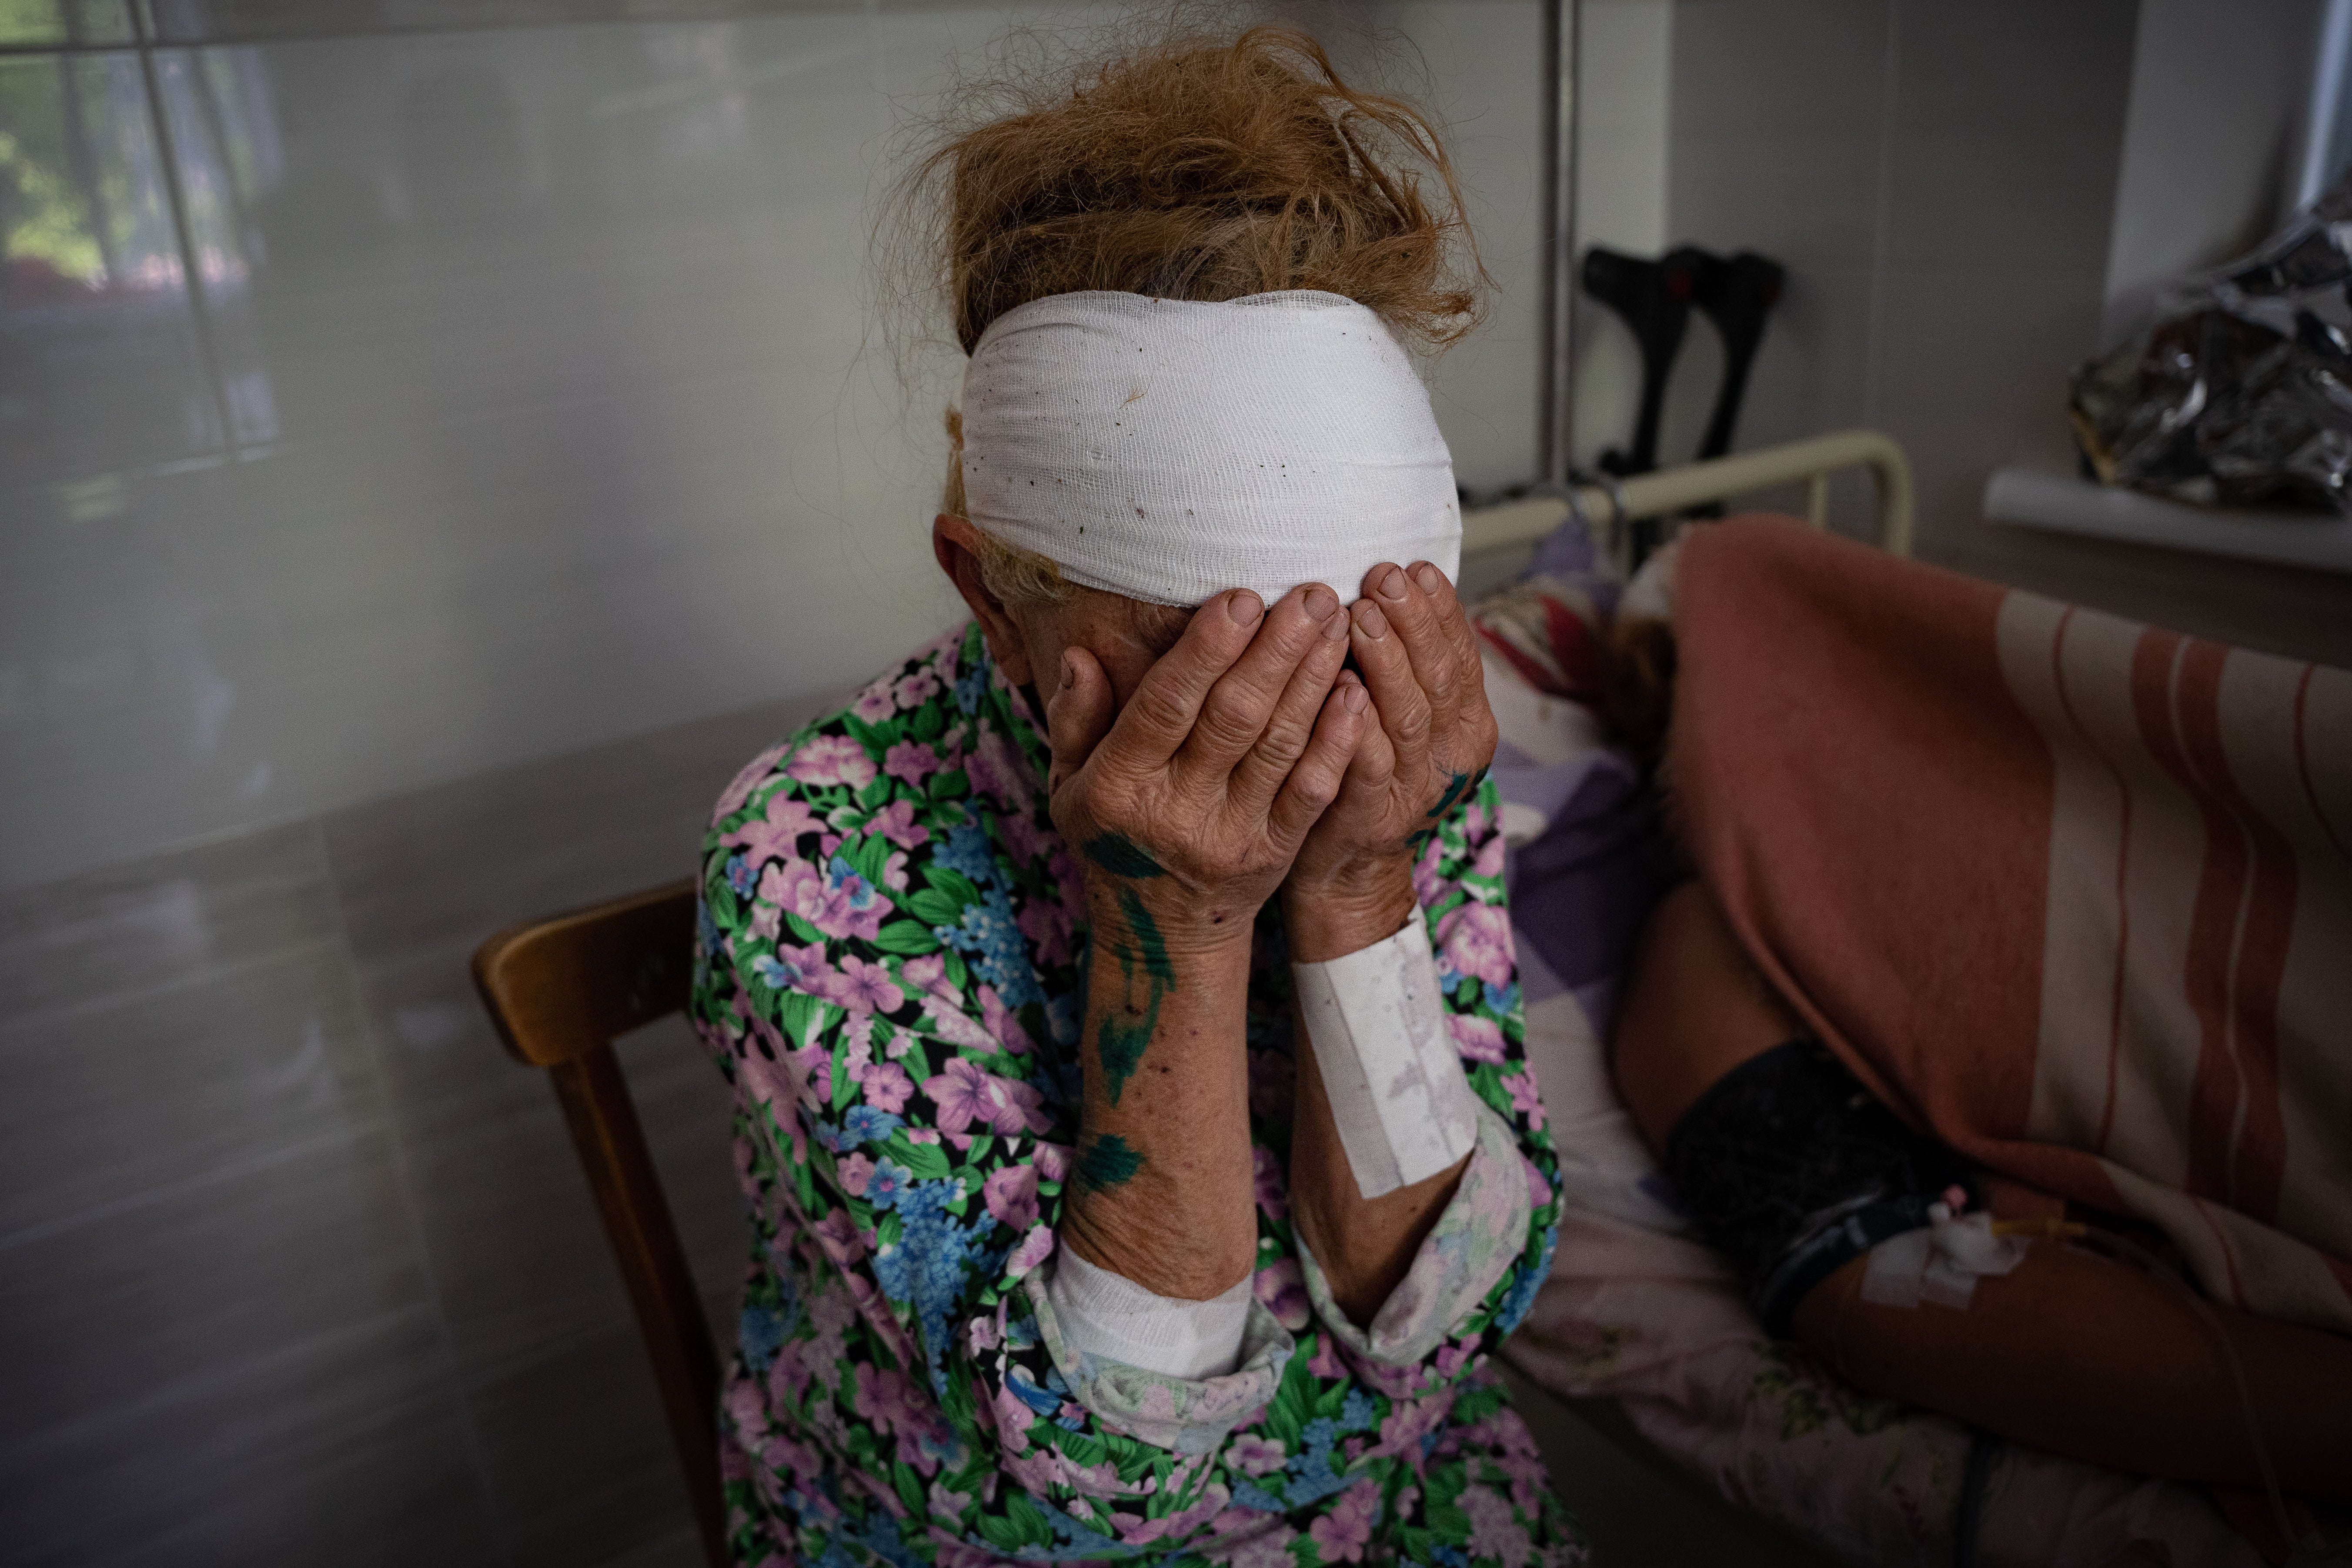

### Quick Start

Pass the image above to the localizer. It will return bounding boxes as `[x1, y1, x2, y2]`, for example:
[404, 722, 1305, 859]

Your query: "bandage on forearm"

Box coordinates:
[1293, 914, 1481, 1199]
[1046, 1244, 1252, 1381]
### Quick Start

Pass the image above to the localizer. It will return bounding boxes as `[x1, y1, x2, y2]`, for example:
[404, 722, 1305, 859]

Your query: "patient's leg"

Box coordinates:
[1613, 878, 2352, 1506]
[1795, 1239, 2352, 1504]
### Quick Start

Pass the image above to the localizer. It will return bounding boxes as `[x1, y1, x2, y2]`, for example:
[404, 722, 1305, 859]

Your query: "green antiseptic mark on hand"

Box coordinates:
[1426, 769, 1478, 819]
[1073, 1133, 1146, 1194]
[1096, 1013, 1152, 1107]
[1116, 885, 1176, 985]
[1096, 885, 1175, 1104]
[1083, 832, 1166, 879]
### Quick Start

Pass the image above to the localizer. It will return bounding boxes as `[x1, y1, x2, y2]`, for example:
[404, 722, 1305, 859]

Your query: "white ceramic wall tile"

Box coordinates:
[1879, 0, 2135, 276]
[4, 2, 1554, 895]
[1568, 0, 1673, 467]
[1666, 0, 1890, 272]
[1363, 0, 1546, 493]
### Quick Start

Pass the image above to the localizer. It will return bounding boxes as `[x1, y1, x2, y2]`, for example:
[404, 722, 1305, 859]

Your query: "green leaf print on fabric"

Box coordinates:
[687, 622, 1580, 1568]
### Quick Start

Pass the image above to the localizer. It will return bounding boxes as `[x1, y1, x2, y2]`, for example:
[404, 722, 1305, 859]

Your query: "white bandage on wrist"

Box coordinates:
[959, 290, 1461, 608]
[1293, 914, 1481, 1199]
[1046, 1245, 1253, 1381]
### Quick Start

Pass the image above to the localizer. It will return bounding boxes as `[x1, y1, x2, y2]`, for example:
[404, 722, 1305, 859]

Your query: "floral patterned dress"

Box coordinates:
[689, 623, 1582, 1568]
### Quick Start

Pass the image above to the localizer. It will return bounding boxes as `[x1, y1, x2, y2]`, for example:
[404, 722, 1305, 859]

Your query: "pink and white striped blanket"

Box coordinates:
[1672, 517, 2352, 1335]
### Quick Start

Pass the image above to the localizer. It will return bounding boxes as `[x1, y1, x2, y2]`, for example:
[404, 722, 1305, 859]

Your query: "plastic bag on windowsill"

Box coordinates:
[2070, 170, 2352, 516]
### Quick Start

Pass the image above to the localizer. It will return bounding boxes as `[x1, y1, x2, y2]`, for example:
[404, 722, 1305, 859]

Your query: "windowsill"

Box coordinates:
[1983, 465, 2352, 575]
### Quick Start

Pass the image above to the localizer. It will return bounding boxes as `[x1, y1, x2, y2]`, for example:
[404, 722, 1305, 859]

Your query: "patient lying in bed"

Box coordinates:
[1595, 521, 2352, 1518]
[1611, 879, 2352, 1508]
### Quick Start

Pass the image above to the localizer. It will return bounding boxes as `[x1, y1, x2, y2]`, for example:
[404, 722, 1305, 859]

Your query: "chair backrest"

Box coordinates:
[471, 877, 727, 1568]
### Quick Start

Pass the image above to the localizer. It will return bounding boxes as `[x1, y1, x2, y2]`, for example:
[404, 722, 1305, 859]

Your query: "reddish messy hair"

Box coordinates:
[899, 21, 1486, 356]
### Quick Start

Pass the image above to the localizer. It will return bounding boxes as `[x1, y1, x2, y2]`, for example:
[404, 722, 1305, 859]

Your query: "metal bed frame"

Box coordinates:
[1462, 428, 1917, 562]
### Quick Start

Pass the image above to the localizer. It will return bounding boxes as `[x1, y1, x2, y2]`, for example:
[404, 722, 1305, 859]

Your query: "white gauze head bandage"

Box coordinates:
[959, 290, 1461, 607]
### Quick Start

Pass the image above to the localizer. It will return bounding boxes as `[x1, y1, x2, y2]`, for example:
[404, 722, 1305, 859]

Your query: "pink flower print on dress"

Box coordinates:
[1436, 899, 1514, 988]
[1006, 1224, 1055, 1277]
[1501, 1070, 1546, 1131]
[1411, 834, 1447, 907]
[767, 1340, 814, 1404]
[851, 684, 897, 725]
[1473, 829, 1507, 881]
[726, 792, 824, 870]
[991, 1382, 1037, 1451]
[812, 1207, 869, 1267]
[852, 1363, 943, 1474]
[1014, 895, 1075, 969]
[893, 668, 940, 709]
[869, 798, 929, 850]
[963, 730, 1036, 810]
[883, 850, 911, 892]
[1226, 1434, 1287, 1476]
[1521, 1152, 1553, 1210]
[859, 1060, 914, 1114]
[921, 996, 996, 1053]
[792, 857, 889, 943]
[1252, 1257, 1310, 1331]
[981, 1164, 1038, 1231]
[825, 953, 903, 1015]
[715, 742, 791, 819]
[1211, 1524, 1299, 1568]
[1460, 1482, 1532, 1567]
[923, 1056, 1050, 1135]
[930, 1535, 1005, 1568]
[1032, 1142, 1071, 1184]
[1374, 1393, 1450, 1458]
[1115, 1481, 1231, 1544]
[837, 1152, 875, 1197]
[786, 733, 877, 790]
[1251, 1145, 1289, 1221]
[783, 1037, 831, 1112]
[754, 939, 830, 993]
[998, 809, 1046, 868]
[1448, 1013, 1508, 1063]
[900, 953, 958, 1003]
[978, 984, 1034, 1055]
[1308, 1480, 1380, 1563]
[1433, 1340, 1477, 1383]
[882, 739, 942, 787]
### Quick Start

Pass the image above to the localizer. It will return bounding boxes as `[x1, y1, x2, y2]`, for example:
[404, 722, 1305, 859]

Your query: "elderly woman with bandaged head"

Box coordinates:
[690, 27, 1575, 1566]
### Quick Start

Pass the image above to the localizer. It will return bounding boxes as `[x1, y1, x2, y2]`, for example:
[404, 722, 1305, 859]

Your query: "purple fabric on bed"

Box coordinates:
[1527, 502, 1622, 617]
[1492, 744, 1675, 1044]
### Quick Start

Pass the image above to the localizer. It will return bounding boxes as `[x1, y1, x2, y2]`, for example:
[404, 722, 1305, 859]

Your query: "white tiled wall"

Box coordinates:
[2, 1, 1553, 895]
[1654, 0, 2352, 668]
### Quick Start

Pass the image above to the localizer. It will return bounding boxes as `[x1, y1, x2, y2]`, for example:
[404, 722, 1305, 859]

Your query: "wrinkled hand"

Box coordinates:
[1287, 561, 1499, 901]
[1046, 585, 1367, 949]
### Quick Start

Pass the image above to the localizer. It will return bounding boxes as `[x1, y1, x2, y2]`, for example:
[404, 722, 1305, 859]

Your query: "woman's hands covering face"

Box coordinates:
[1288, 561, 1499, 899]
[1044, 584, 1368, 947]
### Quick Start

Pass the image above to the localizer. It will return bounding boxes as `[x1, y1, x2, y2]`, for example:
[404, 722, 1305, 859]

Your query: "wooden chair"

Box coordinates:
[470, 877, 728, 1568]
